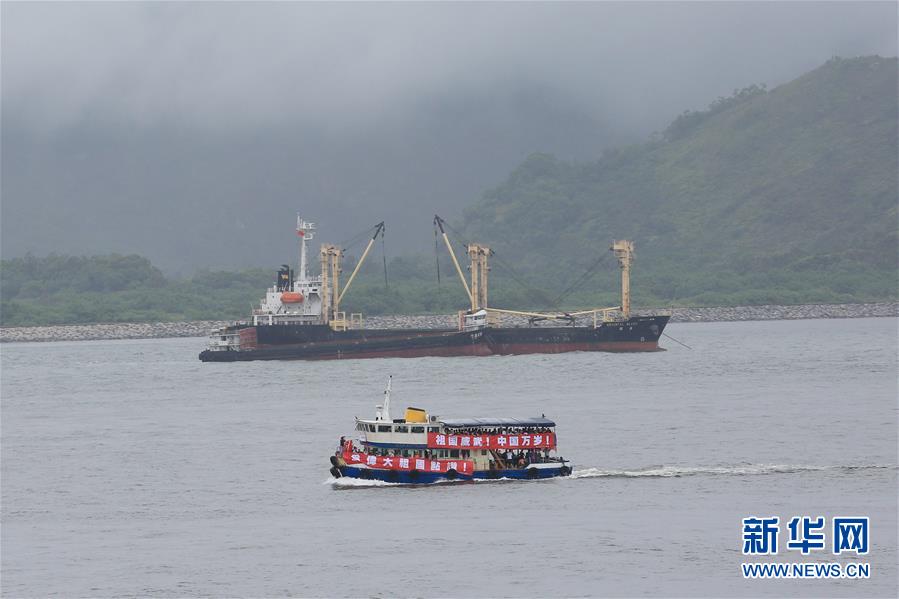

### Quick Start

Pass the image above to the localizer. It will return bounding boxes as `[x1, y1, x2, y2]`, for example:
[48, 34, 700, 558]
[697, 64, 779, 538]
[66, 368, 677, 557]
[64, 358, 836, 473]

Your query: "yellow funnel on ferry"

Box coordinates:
[405, 407, 427, 423]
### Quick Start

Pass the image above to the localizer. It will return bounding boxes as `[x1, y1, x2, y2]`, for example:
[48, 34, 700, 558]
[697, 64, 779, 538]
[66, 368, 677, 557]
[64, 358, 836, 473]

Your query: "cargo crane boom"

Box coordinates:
[338, 222, 385, 304]
[434, 215, 473, 305]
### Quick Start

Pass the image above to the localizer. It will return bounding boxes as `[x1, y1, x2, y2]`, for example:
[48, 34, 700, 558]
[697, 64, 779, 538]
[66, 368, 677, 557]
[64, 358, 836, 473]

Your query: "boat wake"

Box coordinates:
[323, 464, 895, 489]
[569, 463, 896, 479]
[324, 477, 400, 488]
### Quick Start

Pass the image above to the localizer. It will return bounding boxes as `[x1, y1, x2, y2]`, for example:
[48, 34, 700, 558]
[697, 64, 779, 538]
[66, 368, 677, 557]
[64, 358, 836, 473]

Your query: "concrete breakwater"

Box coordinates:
[1, 302, 895, 344]
[0, 320, 233, 344]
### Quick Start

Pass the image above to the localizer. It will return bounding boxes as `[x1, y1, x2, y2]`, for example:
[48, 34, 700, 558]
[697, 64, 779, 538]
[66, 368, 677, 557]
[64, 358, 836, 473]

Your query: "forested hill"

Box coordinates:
[462, 56, 898, 307]
[3, 57, 897, 326]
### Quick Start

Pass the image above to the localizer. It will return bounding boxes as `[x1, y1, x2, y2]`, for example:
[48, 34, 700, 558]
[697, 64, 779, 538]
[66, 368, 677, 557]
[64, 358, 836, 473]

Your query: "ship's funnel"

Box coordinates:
[405, 407, 427, 423]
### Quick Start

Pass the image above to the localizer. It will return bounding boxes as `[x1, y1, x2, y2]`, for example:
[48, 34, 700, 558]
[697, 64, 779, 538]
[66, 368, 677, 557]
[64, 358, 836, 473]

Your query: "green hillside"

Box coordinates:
[2, 56, 896, 326]
[0, 253, 470, 326]
[0, 254, 274, 326]
[462, 56, 898, 308]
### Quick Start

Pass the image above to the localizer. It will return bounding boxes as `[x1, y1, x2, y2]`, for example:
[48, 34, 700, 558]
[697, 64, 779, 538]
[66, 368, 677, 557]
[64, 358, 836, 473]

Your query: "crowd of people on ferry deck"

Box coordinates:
[337, 439, 557, 467]
[441, 426, 553, 435]
[337, 421, 558, 468]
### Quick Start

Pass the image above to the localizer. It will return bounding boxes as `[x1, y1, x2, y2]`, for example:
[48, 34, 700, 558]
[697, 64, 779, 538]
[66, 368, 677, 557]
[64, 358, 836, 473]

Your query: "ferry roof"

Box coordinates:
[439, 417, 555, 428]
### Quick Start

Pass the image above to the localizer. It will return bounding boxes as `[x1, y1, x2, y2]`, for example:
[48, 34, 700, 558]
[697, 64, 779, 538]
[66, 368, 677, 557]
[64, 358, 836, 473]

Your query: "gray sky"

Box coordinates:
[6, 2, 896, 133]
[2, 1, 896, 271]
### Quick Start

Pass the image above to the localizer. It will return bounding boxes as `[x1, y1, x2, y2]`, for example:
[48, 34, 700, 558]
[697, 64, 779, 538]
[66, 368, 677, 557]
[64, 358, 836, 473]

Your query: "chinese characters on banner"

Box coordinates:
[742, 516, 869, 555]
[343, 450, 473, 474]
[426, 432, 556, 450]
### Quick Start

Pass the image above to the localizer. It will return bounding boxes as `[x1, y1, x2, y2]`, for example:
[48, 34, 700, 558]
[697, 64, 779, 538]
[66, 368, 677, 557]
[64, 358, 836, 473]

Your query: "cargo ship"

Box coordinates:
[198, 215, 669, 362]
[329, 377, 573, 483]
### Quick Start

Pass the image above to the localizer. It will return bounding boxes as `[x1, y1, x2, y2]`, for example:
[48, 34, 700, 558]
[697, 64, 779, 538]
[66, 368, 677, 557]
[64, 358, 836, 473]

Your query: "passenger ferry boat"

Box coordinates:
[328, 378, 573, 483]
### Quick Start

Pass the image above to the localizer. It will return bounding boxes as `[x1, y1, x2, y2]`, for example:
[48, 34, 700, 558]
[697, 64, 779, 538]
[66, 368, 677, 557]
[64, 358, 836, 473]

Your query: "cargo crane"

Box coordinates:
[433, 215, 633, 328]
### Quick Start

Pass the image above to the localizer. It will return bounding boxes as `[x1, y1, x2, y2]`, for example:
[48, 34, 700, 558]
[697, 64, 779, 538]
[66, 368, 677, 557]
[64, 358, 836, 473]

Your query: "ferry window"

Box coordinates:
[450, 450, 459, 458]
[481, 450, 487, 456]
[377, 425, 392, 433]
[410, 426, 424, 434]
[395, 425, 408, 433]
[427, 426, 439, 433]
[367, 424, 376, 432]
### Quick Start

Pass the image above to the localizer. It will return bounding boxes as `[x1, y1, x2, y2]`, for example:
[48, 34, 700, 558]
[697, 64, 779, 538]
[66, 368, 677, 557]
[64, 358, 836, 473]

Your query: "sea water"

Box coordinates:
[1, 318, 896, 597]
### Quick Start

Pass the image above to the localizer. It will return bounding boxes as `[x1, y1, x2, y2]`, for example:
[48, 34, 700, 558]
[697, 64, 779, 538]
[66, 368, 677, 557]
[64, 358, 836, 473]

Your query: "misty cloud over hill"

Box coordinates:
[2, 2, 895, 273]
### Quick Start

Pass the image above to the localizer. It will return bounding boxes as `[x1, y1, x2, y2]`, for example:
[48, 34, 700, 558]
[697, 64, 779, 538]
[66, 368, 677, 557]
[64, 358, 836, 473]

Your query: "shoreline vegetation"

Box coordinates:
[5, 252, 896, 332]
[1, 302, 895, 343]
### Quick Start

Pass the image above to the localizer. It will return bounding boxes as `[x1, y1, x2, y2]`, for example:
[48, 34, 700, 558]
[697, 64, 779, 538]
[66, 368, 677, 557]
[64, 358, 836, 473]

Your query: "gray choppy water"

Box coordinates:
[2, 318, 897, 597]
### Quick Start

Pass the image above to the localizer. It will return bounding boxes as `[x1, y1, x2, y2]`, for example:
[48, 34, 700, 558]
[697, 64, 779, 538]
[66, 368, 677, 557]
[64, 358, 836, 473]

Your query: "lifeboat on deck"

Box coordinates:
[281, 292, 304, 303]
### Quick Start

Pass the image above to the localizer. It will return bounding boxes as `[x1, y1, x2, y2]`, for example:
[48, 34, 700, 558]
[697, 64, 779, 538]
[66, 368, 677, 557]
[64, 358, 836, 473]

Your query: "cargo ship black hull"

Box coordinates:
[198, 315, 669, 362]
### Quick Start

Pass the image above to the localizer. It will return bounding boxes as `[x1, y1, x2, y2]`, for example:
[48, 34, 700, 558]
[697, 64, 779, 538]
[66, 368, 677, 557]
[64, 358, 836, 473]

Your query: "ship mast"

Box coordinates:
[296, 215, 316, 283]
[382, 376, 392, 422]
[467, 244, 491, 311]
[320, 244, 342, 323]
[610, 240, 634, 319]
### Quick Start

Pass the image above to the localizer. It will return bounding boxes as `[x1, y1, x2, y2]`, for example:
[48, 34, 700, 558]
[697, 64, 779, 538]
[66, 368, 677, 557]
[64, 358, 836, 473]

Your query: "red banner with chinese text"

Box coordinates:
[342, 447, 474, 474]
[426, 432, 556, 450]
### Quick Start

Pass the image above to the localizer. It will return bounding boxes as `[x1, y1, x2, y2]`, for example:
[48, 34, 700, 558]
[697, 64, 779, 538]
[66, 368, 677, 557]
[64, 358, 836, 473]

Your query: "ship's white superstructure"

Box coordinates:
[253, 215, 325, 326]
[203, 215, 389, 352]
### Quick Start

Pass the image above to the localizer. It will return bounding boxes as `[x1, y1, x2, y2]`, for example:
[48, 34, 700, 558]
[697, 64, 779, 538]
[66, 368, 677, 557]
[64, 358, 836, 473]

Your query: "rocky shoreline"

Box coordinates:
[1, 302, 895, 344]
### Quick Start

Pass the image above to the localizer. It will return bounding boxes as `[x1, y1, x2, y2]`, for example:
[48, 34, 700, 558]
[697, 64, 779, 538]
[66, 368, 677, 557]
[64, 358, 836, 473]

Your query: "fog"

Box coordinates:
[2, 2, 895, 272]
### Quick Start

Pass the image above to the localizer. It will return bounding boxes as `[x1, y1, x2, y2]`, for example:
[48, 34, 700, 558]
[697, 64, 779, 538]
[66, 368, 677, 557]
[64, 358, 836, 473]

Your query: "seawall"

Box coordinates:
[1, 302, 895, 343]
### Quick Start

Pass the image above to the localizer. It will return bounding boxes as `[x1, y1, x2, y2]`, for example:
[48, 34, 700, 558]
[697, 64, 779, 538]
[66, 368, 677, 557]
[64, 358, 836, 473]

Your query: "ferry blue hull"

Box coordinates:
[334, 465, 572, 484]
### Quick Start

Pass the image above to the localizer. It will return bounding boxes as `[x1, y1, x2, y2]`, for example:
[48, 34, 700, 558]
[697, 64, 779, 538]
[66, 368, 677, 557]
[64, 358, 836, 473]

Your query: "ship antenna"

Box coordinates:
[382, 376, 392, 422]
